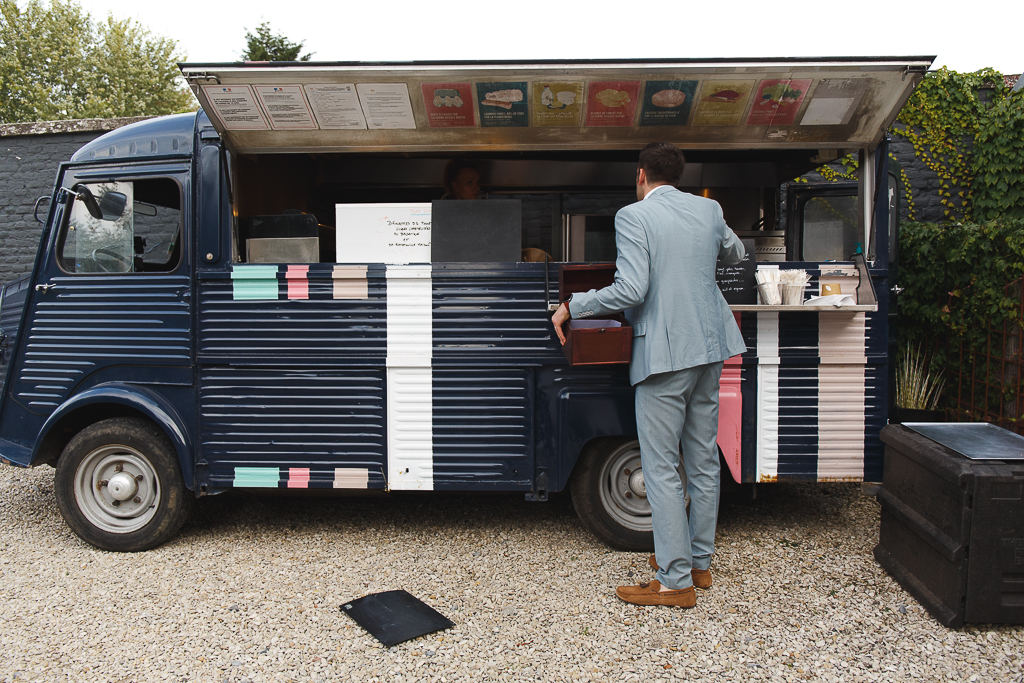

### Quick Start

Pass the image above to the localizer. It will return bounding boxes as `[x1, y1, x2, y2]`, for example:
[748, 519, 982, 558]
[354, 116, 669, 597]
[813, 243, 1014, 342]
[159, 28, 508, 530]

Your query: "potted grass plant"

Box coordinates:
[891, 344, 946, 423]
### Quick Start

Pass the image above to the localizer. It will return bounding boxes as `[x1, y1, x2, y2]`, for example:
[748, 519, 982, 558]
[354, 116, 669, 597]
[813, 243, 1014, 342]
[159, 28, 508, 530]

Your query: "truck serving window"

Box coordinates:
[58, 178, 182, 274]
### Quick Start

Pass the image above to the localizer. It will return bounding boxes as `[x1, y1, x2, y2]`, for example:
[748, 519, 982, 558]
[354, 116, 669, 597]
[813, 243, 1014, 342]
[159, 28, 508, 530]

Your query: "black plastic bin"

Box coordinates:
[875, 424, 1024, 627]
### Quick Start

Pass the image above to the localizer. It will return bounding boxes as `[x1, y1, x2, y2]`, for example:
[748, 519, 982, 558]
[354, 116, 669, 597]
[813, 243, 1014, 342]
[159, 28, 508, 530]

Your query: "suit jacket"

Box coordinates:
[568, 185, 747, 385]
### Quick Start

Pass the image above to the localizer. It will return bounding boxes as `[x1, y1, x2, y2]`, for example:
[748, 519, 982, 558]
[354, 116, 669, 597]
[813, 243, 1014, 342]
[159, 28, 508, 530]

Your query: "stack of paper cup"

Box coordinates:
[781, 284, 806, 306]
[755, 268, 782, 305]
[757, 282, 781, 305]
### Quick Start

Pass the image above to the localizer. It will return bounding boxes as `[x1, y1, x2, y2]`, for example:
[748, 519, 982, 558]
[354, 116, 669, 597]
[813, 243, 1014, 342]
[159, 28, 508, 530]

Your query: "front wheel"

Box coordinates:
[571, 438, 655, 552]
[55, 417, 193, 552]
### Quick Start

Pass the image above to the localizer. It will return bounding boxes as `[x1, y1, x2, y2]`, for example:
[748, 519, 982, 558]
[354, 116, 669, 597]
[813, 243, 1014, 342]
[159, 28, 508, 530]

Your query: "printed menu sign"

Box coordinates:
[356, 83, 417, 130]
[253, 85, 317, 130]
[585, 81, 640, 127]
[800, 78, 869, 126]
[304, 84, 367, 130]
[691, 80, 755, 126]
[201, 85, 269, 130]
[421, 83, 476, 128]
[335, 203, 431, 264]
[532, 82, 583, 127]
[476, 81, 528, 127]
[746, 79, 812, 126]
[639, 80, 698, 126]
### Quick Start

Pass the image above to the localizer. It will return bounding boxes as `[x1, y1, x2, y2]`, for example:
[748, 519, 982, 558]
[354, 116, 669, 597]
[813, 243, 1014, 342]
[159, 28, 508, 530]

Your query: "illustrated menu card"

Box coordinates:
[532, 82, 584, 127]
[800, 78, 870, 126]
[421, 83, 476, 128]
[356, 83, 417, 130]
[201, 85, 269, 130]
[746, 79, 812, 126]
[253, 85, 317, 130]
[638, 80, 699, 126]
[585, 81, 641, 127]
[304, 84, 367, 130]
[476, 82, 528, 127]
[691, 80, 756, 126]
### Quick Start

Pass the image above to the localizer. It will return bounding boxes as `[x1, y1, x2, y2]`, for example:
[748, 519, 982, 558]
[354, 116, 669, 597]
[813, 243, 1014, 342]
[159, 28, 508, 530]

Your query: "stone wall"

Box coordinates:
[0, 118, 149, 284]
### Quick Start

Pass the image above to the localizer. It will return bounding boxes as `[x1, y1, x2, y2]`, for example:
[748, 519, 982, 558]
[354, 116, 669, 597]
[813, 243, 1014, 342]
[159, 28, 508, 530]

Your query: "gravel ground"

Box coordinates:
[1, 465, 1022, 683]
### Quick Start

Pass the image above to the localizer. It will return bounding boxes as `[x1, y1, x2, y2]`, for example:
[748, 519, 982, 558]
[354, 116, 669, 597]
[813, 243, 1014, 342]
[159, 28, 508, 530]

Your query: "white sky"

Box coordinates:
[69, 0, 1021, 75]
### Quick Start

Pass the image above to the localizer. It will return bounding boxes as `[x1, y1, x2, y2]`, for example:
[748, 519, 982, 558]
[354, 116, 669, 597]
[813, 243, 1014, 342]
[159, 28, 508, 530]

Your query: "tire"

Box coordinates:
[571, 438, 655, 552]
[54, 417, 193, 552]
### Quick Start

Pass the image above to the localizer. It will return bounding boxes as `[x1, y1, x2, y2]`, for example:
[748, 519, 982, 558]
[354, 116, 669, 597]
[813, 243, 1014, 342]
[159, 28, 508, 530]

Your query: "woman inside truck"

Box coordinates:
[441, 158, 482, 200]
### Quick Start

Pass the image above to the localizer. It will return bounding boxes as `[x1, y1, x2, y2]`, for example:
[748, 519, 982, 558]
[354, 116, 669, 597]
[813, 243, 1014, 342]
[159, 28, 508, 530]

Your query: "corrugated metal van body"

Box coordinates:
[196, 264, 388, 490]
[431, 264, 562, 490]
[736, 265, 888, 483]
[0, 276, 31, 398]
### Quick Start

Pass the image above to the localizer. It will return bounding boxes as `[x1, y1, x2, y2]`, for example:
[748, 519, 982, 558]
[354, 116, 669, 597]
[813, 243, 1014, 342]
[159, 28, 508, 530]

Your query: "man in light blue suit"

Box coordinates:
[552, 142, 746, 608]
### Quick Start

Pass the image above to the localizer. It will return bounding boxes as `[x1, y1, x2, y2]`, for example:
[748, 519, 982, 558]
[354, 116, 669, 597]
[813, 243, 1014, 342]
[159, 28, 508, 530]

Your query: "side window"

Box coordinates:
[58, 178, 182, 274]
[801, 195, 860, 262]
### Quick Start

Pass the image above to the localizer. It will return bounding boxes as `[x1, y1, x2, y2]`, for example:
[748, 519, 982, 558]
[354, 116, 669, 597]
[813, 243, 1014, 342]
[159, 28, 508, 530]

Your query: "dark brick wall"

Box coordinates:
[0, 131, 105, 283]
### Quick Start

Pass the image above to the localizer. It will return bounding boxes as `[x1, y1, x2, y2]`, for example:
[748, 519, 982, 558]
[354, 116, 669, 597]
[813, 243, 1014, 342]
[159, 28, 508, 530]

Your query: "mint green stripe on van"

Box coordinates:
[233, 467, 281, 488]
[231, 265, 280, 300]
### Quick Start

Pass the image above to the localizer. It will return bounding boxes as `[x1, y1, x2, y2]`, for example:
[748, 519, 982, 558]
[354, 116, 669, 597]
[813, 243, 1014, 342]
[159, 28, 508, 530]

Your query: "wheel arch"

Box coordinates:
[31, 384, 194, 488]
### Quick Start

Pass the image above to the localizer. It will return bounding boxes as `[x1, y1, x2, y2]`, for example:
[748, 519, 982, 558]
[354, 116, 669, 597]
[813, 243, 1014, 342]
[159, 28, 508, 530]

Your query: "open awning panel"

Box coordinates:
[179, 57, 933, 154]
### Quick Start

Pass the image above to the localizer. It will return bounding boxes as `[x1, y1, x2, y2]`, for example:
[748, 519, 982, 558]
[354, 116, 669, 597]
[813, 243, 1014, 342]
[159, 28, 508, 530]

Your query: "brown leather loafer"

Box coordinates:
[648, 555, 713, 589]
[616, 580, 696, 608]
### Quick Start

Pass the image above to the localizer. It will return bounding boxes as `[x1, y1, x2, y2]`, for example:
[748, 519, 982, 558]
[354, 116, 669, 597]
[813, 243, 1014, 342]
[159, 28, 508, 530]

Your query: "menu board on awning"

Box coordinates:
[585, 81, 641, 127]
[253, 85, 317, 130]
[356, 83, 417, 130]
[476, 82, 528, 127]
[746, 79, 812, 126]
[421, 83, 476, 128]
[304, 84, 367, 130]
[691, 80, 756, 127]
[200, 85, 269, 130]
[532, 82, 584, 127]
[639, 80, 698, 126]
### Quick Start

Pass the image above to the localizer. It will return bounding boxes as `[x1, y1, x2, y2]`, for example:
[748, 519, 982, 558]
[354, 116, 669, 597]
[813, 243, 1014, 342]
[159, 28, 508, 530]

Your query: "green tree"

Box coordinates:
[241, 22, 312, 62]
[0, 0, 194, 123]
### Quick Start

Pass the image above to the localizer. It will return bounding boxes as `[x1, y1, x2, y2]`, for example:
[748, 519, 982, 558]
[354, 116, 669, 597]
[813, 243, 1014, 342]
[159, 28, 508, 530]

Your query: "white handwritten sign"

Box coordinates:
[335, 203, 431, 264]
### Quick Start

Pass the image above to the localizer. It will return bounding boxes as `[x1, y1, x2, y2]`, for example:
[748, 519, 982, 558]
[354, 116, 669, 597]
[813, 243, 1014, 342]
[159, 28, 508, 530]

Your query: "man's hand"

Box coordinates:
[551, 302, 570, 345]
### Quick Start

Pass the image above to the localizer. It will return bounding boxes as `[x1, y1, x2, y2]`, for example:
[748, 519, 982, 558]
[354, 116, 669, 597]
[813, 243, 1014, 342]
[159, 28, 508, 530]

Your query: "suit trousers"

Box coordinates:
[635, 361, 724, 590]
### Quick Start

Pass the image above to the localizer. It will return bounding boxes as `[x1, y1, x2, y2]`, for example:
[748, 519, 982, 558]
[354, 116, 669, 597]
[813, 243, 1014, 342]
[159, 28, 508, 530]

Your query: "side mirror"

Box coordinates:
[71, 185, 103, 220]
[98, 191, 129, 220]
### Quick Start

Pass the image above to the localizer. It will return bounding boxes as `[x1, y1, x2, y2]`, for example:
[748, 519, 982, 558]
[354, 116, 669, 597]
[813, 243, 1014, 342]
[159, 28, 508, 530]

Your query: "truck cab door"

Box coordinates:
[0, 165, 193, 451]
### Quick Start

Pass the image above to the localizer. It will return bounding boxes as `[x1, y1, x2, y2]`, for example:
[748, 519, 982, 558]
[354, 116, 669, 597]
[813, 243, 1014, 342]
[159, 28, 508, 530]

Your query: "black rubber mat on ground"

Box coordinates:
[340, 590, 454, 647]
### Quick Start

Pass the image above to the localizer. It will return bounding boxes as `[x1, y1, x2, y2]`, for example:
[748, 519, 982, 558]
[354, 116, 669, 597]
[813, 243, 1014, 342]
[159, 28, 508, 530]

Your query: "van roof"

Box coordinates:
[179, 56, 933, 155]
[70, 112, 205, 162]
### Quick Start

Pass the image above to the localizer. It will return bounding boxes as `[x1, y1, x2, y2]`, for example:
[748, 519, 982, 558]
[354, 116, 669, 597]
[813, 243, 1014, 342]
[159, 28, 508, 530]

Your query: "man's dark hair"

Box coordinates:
[443, 158, 480, 195]
[638, 142, 686, 185]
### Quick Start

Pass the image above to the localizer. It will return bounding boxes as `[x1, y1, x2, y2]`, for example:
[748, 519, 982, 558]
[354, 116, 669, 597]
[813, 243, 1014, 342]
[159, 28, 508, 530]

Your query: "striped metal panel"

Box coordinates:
[432, 367, 531, 488]
[13, 274, 190, 414]
[432, 264, 563, 365]
[0, 276, 30, 397]
[197, 265, 386, 362]
[199, 367, 386, 489]
[777, 366, 820, 479]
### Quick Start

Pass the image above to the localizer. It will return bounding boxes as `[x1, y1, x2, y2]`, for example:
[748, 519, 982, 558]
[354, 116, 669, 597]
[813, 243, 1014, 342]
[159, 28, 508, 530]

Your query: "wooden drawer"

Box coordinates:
[559, 263, 632, 366]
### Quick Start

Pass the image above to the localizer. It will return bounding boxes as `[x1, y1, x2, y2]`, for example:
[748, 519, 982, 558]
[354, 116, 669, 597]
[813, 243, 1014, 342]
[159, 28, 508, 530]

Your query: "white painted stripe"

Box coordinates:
[756, 312, 780, 481]
[385, 264, 433, 491]
[756, 311, 780, 364]
[386, 265, 432, 366]
[757, 365, 780, 481]
[386, 366, 434, 490]
[817, 364, 866, 480]
[818, 312, 867, 364]
[333, 467, 369, 489]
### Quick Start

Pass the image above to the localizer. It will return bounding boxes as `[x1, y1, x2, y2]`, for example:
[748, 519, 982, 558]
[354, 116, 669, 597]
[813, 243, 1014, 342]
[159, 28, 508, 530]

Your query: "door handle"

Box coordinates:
[35, 283, 55, 293]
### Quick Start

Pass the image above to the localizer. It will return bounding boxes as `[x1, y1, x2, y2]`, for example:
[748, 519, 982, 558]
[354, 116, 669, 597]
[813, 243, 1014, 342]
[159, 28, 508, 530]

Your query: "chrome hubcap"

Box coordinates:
[73, 445, 160, 533]
[598, 441, 653, 533]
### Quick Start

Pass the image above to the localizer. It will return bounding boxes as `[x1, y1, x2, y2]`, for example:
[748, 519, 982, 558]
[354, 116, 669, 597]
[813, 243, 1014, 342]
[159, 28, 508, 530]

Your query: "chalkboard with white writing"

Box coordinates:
[716, 239, 756, 305]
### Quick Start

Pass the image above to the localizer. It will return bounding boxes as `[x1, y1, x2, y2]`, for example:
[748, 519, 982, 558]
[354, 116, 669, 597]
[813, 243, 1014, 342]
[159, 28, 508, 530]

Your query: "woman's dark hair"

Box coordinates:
[638, 142, 686, 185]
[443, 158, 480, 196]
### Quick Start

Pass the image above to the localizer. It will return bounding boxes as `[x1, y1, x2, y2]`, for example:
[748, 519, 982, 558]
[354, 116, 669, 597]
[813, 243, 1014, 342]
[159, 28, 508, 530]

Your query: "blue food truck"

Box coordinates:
[0, 57, 931, 550]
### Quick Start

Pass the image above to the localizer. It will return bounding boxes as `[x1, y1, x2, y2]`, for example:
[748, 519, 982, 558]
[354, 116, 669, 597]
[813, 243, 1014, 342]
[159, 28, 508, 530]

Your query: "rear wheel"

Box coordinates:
[55, 417, 193, 552]
[571, 438, 654, 551]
